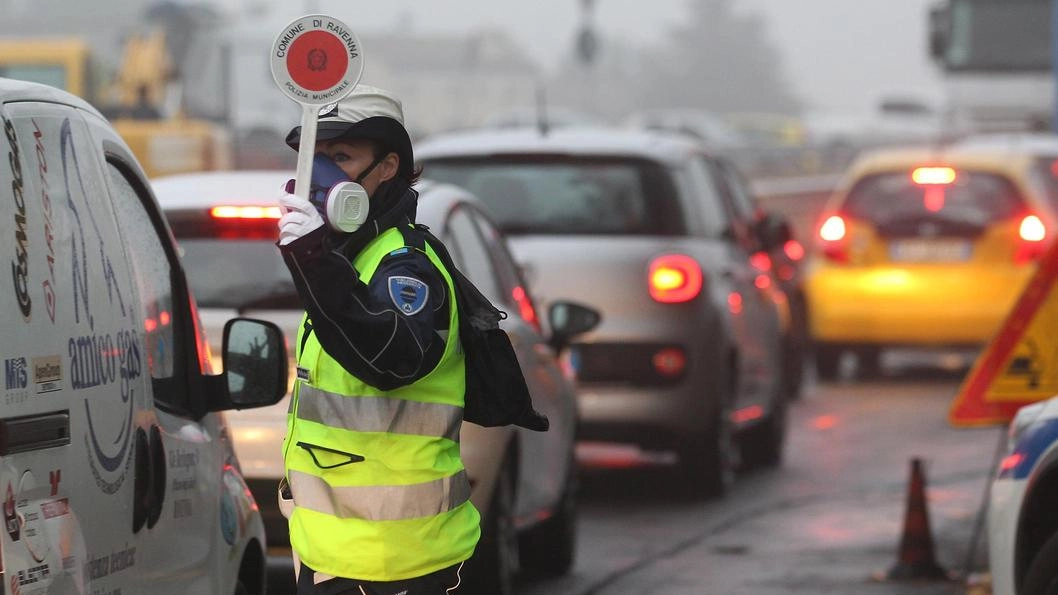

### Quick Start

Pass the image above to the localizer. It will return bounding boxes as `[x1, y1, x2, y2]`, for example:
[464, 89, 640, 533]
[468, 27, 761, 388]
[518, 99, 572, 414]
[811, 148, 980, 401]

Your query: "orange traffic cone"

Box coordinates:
[887, 458, 951, 581]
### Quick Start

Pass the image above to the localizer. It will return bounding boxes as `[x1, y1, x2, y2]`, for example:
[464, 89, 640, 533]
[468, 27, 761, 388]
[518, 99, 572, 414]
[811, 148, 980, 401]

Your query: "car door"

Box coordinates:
[685, 156, 779, 410]
[443, 204, 560, 517]
[468, 207, 574, 517]
[100, 150, 226, 594]
[0, 100, 148, 595]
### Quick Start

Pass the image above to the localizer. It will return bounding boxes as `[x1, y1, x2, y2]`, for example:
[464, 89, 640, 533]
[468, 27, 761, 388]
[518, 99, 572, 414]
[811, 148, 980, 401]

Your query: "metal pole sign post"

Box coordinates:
[270, 14, 364, 201]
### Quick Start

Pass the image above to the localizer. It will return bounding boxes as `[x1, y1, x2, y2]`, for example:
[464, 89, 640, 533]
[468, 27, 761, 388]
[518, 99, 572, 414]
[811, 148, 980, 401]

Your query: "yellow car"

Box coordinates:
[806, 138, 1058, 379]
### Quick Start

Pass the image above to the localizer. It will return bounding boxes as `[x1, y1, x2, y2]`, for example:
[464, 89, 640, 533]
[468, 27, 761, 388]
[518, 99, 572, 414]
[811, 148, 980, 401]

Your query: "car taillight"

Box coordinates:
[210, 205, 283, 219]
[750, 251, 771, 272]
[511, 285, 541, 333]
[648, 254, 703, 303]
[1015, 214, 1047, 264]
[818, 215, 848, 263]
[783, 240, 804, 261]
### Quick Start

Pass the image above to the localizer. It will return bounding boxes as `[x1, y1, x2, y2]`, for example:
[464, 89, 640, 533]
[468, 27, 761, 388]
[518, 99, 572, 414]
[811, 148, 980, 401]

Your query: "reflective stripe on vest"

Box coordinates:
[296, 384, 462, 441]
[288, 469, 472, 521]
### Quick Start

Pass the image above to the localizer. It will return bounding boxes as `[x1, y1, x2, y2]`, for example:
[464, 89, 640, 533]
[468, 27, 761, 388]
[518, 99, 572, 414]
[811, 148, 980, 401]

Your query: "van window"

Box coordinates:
[106, 163, 183, 404]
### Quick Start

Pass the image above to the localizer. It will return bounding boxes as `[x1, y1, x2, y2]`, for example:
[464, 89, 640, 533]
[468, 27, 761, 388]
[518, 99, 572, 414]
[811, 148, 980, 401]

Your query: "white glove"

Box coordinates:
[278, 192, 324, 246]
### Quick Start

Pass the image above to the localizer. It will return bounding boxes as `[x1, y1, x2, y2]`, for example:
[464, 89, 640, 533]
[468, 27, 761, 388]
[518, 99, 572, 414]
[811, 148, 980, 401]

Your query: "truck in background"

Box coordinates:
[0, 3, 233, 177]
[928, 0, 1053, 132]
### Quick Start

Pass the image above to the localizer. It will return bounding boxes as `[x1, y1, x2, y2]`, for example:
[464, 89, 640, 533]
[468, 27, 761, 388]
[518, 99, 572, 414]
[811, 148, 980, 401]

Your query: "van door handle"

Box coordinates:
[147, 425, 166, 529]
[132, 425, 167, 533]
[133, 428, 150, 533]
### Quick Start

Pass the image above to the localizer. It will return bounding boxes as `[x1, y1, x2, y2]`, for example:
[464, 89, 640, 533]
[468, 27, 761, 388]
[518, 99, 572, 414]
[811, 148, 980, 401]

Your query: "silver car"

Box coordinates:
[151, 171, 597, 595]
[419, 127, 790, 497]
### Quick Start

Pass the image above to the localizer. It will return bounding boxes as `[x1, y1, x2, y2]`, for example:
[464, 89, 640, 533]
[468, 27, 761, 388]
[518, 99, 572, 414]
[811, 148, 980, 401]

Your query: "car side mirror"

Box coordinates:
[548, 301, 601, 353]
[755, 212, 793, 252]
[222, 318, 287, 409]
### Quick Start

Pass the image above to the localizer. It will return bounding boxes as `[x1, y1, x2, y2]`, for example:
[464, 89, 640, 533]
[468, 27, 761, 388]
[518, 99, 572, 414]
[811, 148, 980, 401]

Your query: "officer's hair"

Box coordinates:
[368, 139, 422, 186]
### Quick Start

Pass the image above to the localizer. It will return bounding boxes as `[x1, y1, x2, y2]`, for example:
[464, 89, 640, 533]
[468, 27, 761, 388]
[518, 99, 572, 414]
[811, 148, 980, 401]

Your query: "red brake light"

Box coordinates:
[648, 255, 703, 303]
[912, 167, 956, 185]
[750, 251, 772, 272]
[819, 215, 846, 242]
[1015, 214, 1047, 264]
[1020, 215, 1046, 242]
[511, 285, 541, 333]
[210, 205, 283, 219]
[783, 240, 804, 261]
[818, 215, 849, 263]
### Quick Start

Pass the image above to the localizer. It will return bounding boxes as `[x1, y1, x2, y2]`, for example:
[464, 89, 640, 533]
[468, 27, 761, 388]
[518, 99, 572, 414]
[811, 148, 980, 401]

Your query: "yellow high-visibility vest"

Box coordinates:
[283, 226, 480, 581]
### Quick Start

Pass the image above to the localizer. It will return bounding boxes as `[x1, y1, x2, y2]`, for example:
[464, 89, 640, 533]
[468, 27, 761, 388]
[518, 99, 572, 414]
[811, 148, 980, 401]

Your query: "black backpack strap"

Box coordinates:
[299, 317, 313, 361]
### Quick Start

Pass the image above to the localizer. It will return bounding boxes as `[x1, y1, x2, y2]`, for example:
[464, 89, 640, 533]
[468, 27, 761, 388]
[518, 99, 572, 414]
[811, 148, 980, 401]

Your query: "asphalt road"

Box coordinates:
[518, 353, 999, 595]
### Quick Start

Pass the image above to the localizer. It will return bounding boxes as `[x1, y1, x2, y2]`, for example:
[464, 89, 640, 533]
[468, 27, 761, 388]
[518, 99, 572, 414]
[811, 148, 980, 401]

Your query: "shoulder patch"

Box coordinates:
[388, 276, 430, 316]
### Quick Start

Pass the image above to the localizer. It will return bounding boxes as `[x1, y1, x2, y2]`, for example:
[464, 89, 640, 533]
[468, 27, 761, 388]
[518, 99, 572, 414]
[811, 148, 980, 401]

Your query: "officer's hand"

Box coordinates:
[278, 192, 324, 246]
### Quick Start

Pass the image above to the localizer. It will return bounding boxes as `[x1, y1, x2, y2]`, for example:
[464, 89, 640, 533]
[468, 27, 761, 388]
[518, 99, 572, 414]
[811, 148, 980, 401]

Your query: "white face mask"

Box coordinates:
[308, 152, 382, 234]
[323, 181, 370, 233]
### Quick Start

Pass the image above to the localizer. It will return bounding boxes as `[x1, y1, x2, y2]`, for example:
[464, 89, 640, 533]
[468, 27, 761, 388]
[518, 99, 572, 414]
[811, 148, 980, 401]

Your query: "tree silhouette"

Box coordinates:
[640, 0, 801, 114]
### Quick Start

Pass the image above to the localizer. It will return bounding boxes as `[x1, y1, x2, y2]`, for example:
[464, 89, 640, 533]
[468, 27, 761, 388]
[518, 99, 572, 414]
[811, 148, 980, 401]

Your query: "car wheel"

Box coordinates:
[1022, 530, 1058, 595]
[740, 387, 788, 469]
[679, 398, 737, 499]
[462, 458, 518, 595]
[815, 345, 842, 381]
[519, 453, 577, 577]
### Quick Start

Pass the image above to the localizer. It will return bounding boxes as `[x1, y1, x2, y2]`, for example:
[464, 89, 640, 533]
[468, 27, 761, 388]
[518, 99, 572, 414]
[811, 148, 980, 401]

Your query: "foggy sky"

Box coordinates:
[264, 0, 943, 115]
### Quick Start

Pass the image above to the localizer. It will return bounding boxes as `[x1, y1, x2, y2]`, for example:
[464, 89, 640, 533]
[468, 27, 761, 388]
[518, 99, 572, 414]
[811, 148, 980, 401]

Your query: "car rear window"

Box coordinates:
[167, 213, 296, 310]
[423, 156, 686, 236]
[843, 170, 1026, 225]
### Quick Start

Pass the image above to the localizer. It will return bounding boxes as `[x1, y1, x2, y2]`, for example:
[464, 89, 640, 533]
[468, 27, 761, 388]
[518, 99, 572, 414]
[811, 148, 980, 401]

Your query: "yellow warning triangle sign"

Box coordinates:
[950, 240, 1058, 426]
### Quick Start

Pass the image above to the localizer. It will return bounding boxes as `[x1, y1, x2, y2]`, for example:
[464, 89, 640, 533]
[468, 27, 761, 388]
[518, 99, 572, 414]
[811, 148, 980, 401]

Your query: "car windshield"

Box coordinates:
[174, 238, 297, 310]
[424, 157, 685, 236]
[843, 170, 1025, 227]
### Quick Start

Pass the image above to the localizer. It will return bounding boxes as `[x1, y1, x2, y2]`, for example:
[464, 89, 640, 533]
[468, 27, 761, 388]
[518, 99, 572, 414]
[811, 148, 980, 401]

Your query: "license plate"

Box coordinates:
[889, 239, 972, 262]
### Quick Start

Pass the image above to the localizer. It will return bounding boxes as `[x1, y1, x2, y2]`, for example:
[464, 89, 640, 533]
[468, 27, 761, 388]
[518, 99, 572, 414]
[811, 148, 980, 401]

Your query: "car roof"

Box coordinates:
[150, 170, 480, 231]
[840, 144, 1043, 189]
[416, 126, 700, 165]
[0, 76, 102, 117]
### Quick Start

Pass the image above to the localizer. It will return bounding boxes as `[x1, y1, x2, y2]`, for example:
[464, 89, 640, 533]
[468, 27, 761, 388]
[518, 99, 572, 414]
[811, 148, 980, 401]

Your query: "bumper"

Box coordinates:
[807, 265, 1029, 345]
[576, 382, 714, 449]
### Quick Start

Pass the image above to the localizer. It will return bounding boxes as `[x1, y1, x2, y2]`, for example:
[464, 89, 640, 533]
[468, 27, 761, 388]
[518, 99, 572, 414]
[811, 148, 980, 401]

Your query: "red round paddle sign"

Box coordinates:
[271, 15, 364, 105]
[286, 30, 349, 91]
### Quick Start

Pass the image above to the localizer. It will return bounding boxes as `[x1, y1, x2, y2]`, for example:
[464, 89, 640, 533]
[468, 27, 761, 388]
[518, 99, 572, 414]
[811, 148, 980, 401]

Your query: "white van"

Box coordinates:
[0, 78, 287, 595]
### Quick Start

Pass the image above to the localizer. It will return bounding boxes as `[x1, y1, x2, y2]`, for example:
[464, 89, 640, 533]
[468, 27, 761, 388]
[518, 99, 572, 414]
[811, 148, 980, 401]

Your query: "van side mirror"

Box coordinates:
[222, 318, 287, 408]
[548, 301, 601, 353]
[928, 4, 951, 62]
[754, 212, 793, 252]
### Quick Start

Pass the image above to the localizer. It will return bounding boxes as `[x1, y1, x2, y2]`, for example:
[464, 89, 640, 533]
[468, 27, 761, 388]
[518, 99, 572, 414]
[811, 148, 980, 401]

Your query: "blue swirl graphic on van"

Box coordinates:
[61, 118, 126, 331]
[60, 119, 135, 494]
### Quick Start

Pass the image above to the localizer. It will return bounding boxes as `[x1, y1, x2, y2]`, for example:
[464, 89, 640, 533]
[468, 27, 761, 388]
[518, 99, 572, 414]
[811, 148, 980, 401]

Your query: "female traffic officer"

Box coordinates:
[276, 85, 478, 595]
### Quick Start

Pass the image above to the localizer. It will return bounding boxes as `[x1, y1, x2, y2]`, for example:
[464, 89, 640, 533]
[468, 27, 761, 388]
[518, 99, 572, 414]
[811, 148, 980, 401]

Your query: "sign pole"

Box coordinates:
[294, 104, 320, 200]
[270, 14, 365, 200]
